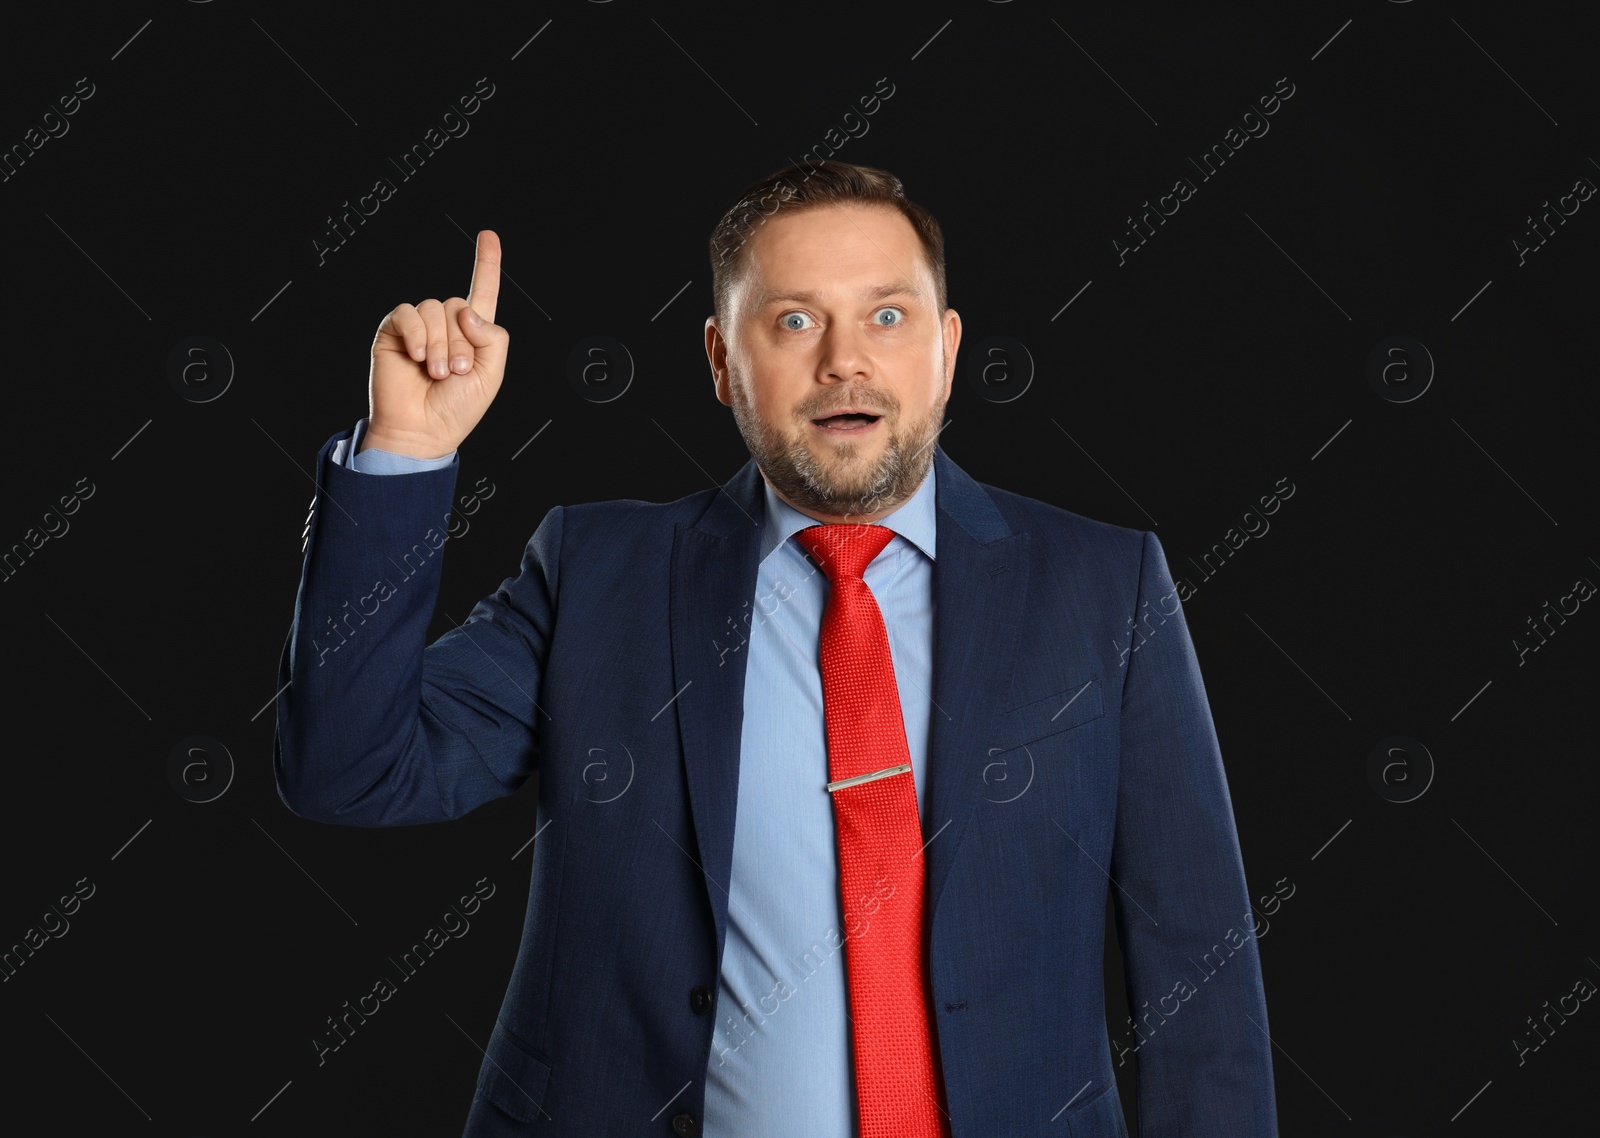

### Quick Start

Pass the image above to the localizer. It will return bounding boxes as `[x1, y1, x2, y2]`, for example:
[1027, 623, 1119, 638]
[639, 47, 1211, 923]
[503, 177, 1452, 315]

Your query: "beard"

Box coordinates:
[727, 354, 948, 520]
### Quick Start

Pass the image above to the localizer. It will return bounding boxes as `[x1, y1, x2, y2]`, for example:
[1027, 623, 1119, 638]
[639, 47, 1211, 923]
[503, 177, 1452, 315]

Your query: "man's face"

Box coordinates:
[705, 203, 961, 524]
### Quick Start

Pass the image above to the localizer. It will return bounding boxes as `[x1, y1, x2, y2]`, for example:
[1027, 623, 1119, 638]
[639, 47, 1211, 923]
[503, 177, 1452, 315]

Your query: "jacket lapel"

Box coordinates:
[921, 446, 1029, 933]
[668, 445, 1027, 957]
[669, 457, 767, 958]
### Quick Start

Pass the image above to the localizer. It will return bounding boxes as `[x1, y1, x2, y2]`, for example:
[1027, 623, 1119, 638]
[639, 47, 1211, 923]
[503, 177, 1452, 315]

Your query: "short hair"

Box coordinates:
[709, 159, 947, 322]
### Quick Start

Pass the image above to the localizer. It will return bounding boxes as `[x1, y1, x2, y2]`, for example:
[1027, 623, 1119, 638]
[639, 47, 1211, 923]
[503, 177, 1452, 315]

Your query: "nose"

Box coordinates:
[816, 320, 872, 385]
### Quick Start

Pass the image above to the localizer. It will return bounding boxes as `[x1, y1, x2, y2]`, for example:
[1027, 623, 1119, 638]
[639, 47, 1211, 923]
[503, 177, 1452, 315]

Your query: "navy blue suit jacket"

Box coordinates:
[275, 427, 1279, 1137]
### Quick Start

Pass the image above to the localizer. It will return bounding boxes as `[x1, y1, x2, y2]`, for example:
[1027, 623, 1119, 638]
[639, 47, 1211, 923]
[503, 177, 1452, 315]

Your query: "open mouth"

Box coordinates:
[811, 412, 882, 431]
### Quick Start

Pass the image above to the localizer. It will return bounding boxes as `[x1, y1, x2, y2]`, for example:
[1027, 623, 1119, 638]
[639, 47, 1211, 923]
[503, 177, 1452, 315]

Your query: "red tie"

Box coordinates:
[799, 523, 950, 1138]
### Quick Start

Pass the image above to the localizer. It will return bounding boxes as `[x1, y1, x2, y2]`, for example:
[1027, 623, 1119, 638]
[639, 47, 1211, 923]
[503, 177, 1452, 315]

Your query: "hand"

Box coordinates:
[363, 229, 508, 458]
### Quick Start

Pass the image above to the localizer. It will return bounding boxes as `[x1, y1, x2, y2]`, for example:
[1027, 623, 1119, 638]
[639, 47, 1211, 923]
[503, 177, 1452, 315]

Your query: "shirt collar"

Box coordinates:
[758, 462, 938, 566]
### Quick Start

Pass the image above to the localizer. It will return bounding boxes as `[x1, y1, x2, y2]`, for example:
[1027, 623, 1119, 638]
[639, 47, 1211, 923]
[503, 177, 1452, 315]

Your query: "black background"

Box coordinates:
[1, 1, 1595, 1135]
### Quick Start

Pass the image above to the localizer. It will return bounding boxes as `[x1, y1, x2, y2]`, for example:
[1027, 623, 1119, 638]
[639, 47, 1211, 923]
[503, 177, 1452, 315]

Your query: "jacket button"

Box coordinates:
[671, 1111, 698, 1136]
[689, 985, 713, 1014]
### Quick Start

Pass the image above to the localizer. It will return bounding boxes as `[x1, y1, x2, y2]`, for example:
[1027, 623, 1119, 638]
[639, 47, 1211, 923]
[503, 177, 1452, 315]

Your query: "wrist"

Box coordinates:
[360, 423, 456, 460]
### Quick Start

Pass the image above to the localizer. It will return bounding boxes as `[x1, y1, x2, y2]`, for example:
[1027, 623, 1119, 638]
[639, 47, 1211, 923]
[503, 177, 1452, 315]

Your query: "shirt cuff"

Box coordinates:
[333, 418, 458, 473]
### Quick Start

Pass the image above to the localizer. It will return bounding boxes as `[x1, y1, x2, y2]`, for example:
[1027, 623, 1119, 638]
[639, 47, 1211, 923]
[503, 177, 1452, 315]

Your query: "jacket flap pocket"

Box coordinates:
[1064, 1077, 1128, 1138]
[993, 677, 1104, 753]
[475, 1019, 552, 1123]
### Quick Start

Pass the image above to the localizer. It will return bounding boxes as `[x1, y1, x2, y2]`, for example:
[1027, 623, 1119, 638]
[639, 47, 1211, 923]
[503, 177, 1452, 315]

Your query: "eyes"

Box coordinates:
[779, 306, 906, 332]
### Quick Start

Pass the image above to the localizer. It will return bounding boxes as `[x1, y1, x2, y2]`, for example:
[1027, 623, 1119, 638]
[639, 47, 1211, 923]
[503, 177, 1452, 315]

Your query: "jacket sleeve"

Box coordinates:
[273, 428, 560, 827]
[1107, 529, 1280, 1136]
[338, 415, 458, 475]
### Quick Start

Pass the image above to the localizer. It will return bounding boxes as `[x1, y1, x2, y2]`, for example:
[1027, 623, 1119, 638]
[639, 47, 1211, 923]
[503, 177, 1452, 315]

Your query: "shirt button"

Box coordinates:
[689, 985, 713, 1014]
[671, 1111, 698, 1136]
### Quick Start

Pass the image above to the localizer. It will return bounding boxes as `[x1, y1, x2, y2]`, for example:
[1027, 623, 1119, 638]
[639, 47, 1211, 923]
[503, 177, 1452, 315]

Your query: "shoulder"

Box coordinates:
[962, 469, 1150, 566]
[546, 482, 728, 549]
[962, 474, 1174, 619]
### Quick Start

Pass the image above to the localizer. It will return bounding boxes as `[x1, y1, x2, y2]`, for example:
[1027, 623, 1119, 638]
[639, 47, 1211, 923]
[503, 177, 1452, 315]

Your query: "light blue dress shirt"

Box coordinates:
[333, 417, 938, 1137]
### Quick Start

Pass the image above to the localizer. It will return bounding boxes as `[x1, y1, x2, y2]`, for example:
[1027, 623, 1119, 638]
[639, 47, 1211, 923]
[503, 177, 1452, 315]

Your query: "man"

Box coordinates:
[275, 160, 1279, 1137]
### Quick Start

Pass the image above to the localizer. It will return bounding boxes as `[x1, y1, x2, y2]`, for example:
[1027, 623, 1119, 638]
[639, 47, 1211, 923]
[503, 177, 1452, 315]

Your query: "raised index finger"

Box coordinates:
[466, 229, 502, 324]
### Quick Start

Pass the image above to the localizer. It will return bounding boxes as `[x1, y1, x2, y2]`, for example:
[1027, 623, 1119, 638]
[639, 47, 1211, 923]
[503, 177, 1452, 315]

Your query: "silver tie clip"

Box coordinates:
[826, 762, 912, 794]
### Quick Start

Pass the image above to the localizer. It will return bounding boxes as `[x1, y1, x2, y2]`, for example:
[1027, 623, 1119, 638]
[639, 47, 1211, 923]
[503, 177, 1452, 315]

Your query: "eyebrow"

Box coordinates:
[751, 279, 920, 310]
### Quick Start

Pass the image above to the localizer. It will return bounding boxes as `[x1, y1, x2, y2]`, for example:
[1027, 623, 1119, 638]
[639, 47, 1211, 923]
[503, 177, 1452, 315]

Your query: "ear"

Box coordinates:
[705, 316, 732, 406]
[941, 307, 962, 399]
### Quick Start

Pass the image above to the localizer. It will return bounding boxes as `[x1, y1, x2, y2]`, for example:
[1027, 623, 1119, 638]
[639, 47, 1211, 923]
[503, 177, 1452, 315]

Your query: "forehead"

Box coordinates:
[737, 203, 929, 306]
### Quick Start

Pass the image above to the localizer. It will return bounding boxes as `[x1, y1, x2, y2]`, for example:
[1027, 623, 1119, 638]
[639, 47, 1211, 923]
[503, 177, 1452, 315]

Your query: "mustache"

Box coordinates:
[804, 394, 897, 417]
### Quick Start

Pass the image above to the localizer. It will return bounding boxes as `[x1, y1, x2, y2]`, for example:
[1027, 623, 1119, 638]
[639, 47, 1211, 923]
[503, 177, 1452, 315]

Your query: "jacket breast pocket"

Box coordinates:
[473, 1018, 553, 1124]
[991, 676, 1104, 754]
[1064, 1077, 1129, 1137]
